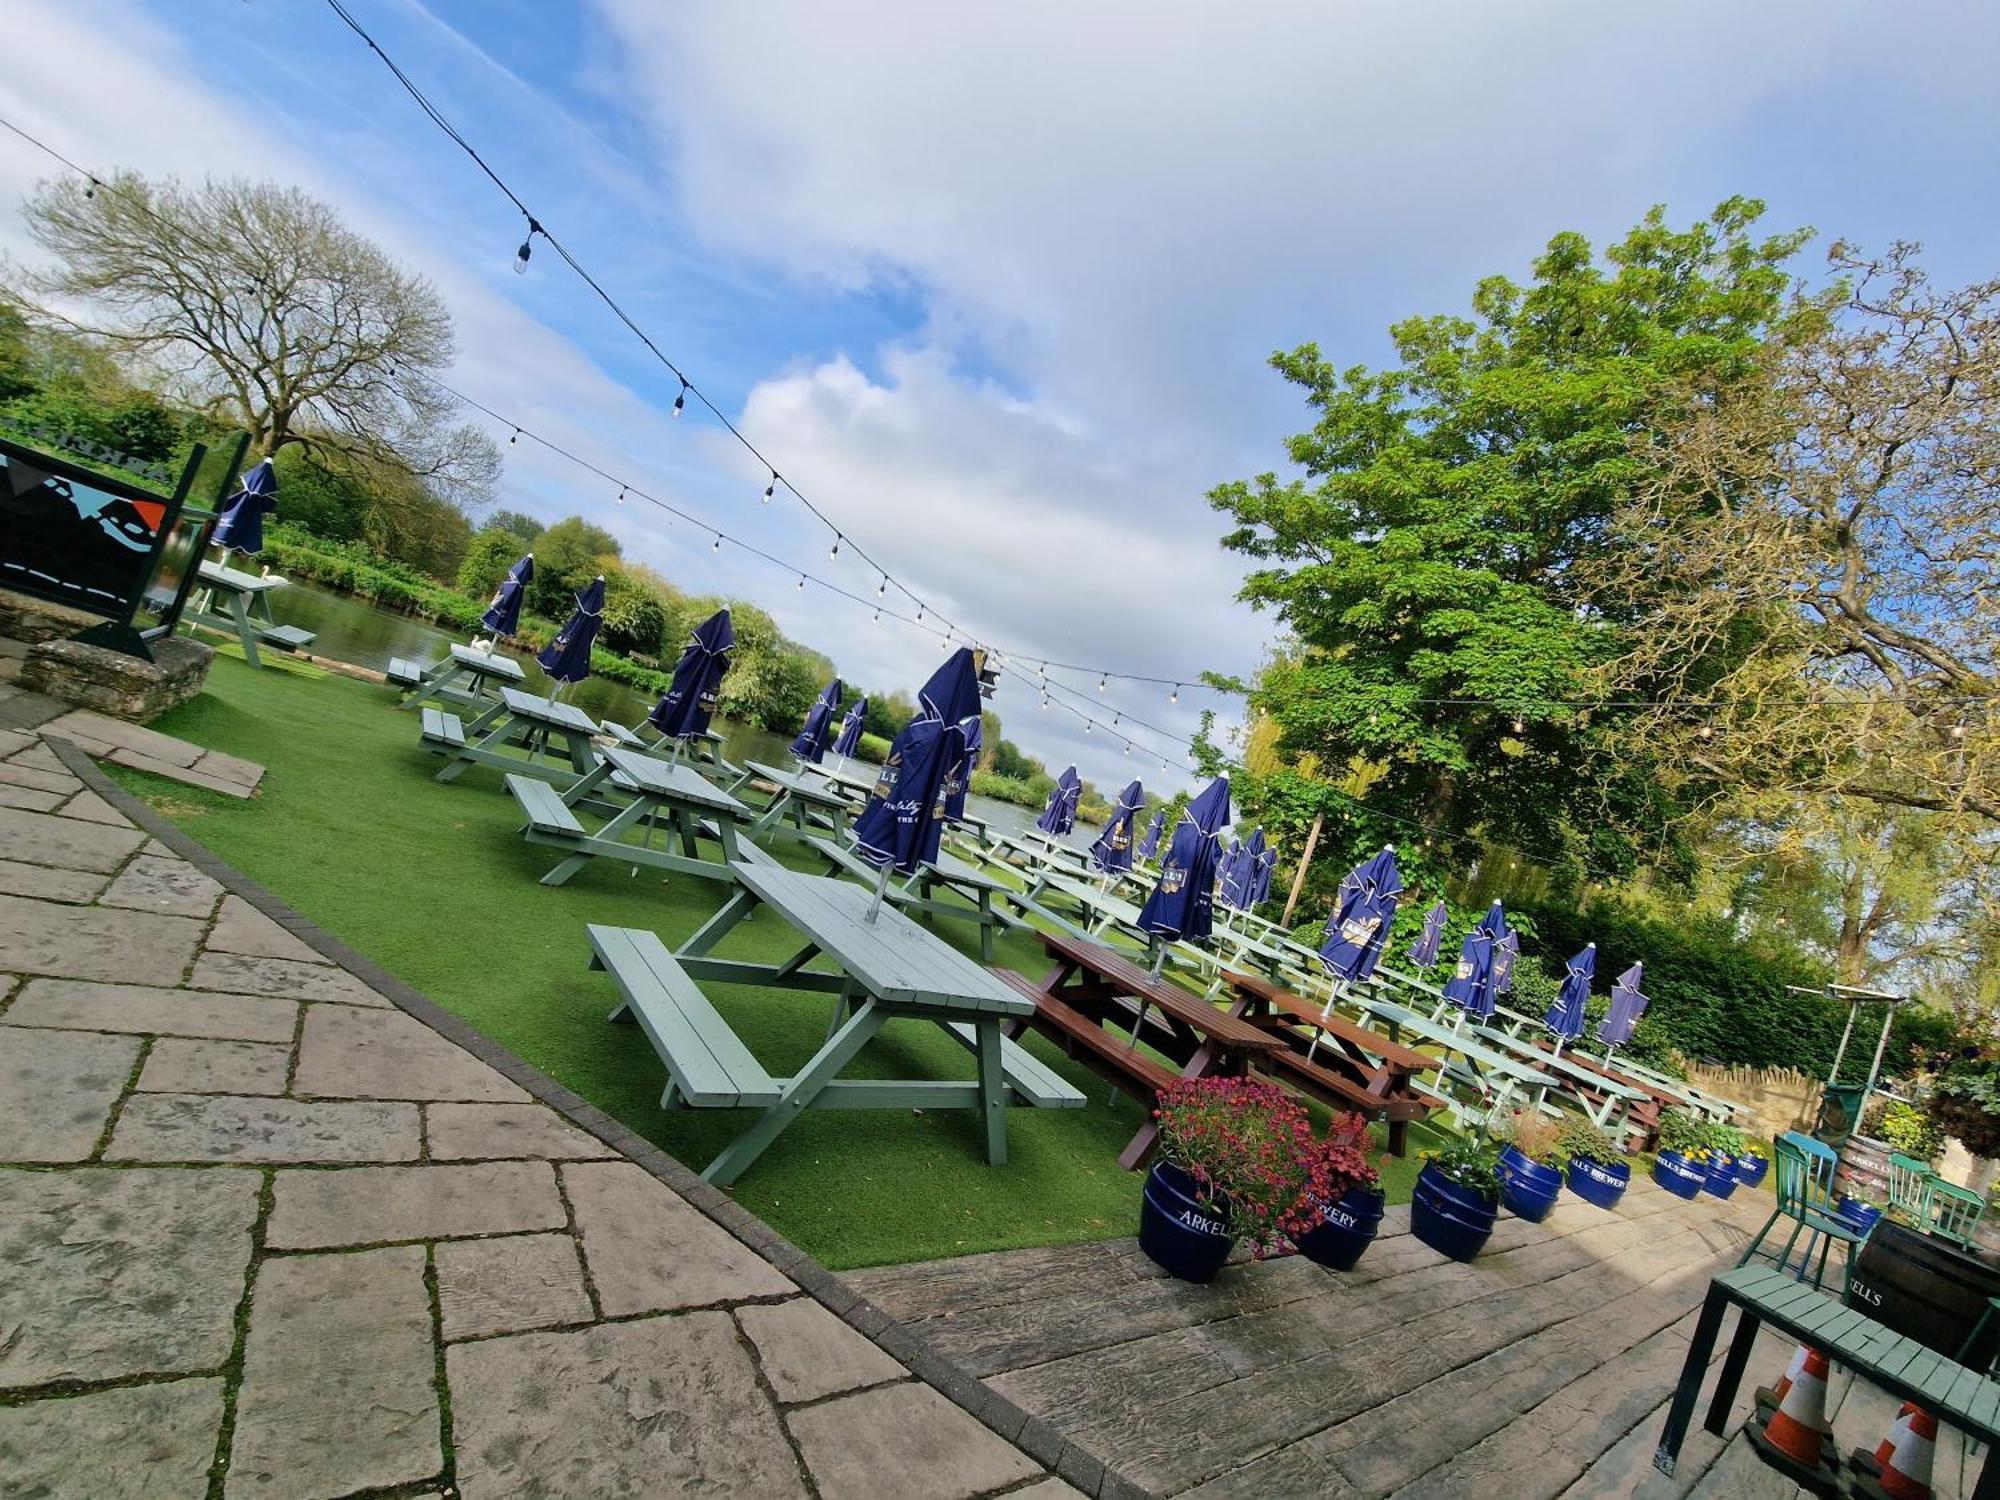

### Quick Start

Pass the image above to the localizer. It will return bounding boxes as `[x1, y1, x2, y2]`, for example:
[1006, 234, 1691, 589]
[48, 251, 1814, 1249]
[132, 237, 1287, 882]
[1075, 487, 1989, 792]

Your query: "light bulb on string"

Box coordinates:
[916, 605, 924, 622]
[1084, 720, 1092, 734]
[711, 535, 720, 553]
[796, 574, 805, 590]
[1123, 741, 1131, 756]
[1097, 675, 1107, 693]
[513, 219, 540, 274]
[616, 486, 625, 505]
[1113, 711, 1121, 726]
[509, 428, 518, 446]
[672, 379, 687, 418]
[829, 534, 841, 560]
[872, 609, 881, 624]
[764, 473, 777, 504]
[1170, 684, 1179, 704]
[877, 575, 887, 598]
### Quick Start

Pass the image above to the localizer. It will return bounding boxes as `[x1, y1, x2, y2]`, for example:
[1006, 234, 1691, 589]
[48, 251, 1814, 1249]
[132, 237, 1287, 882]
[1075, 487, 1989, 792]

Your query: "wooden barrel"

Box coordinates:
[1835, 1133, 1891, 1205]
[1845, 1221, 2000, 1367]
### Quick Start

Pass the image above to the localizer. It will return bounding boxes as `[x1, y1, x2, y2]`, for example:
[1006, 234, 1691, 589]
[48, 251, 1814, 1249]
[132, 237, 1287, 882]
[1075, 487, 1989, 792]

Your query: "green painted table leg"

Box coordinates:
[433, 701, 513, 784]
[703, 1001, 887, 1186]
[402, 661, 463, 710]
[977, 892, 996, 963]
[976, 1015, 1008, 1166]
[228, 594, 262, 668]
[680, 887, 759, 957]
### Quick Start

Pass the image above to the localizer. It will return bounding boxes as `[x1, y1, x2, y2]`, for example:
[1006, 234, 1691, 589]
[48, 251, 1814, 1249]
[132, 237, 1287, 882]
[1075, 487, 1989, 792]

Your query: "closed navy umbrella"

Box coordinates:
[536, 576, 605, 689]
[211, 459, 277, 556]
[918, 649, 983, 822]
[1546, 943, 1596, 1053]
[1217, 838, 1252, 911]
[790, 678, 843, 764]
[1036, 765, 1082, 836]
[1089, 780, 1145, 875]
[832, 697, 867, 759]
[1138, 775, 1230, 944]
[945, 712, 980, 822]
[1492, 930, 1521, 998]
[1136, 808, 1166, 862]
[1598, 962, 1648, 1055]
[852, 715, 968, 922]
[481, 553, 533, 639]
[1318, 846, 1404, 983]
[1409, 900, 1448, 969]
[1250, 832, 1275, 906]
[1441, 903, 1503, 1023]
[648, 607, 735, 741]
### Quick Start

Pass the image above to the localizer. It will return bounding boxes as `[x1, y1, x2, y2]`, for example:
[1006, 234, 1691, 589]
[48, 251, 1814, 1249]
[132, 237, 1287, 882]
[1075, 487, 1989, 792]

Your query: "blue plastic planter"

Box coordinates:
[1498, 1144, 1563, 1223]
[1832, 1196, 1883, 1237]
[1296, 1185, 1385, 1272]
[1568, 1155, 1632, 1210]
[1735, 1153, 1769, 1188]
[1652, 1150, 1706, 1201]
[1410, 1162, 1499, 1263]
[1138, 1161, 1236, 1283]
[1702, 1151, 1739, 1200]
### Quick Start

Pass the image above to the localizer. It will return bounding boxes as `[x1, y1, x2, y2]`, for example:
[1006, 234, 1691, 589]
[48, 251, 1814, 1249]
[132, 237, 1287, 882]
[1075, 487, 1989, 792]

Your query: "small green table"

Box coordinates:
[514, 742, 753, 886]
[401, 643, 525, 710]
[732, 759, 854, 844]
[431, 688, 603, 785]
[185, 562, 316, 668]
[807, 835, 1012, 962]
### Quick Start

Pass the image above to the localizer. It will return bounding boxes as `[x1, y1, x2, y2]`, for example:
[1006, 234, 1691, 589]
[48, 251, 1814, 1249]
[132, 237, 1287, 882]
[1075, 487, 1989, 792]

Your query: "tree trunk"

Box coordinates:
[1281, 810, 1324, 928]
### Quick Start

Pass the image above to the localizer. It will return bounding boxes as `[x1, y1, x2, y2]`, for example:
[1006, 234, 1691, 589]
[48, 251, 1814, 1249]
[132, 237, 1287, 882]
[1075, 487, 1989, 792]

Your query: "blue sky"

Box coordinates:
[4, 0, 1997, 794]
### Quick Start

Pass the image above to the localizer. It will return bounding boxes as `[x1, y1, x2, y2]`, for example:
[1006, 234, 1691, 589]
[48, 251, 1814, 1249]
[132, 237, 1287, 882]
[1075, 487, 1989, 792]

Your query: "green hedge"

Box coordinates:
[1520, 903, 1957, 1078]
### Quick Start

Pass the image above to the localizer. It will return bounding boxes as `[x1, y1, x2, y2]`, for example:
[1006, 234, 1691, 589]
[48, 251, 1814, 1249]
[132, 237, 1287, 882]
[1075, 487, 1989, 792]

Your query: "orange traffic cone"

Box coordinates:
[1877, 1406, 1936, 1500]
[1755, 1344, 1808, 1417]
[1747, 1345, 1841, 1495]
[1847, 1401, 1917, 1483]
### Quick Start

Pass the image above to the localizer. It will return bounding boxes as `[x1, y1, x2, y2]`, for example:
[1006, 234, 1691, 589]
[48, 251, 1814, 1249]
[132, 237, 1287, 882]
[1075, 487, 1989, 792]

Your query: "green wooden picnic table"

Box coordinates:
[730, 759, 854, 844]
[1481, 995, 1748, 1125]
[592, 860, 1085, 1185]
[1346, 982, 1565, 1126]
[184, 561, 317, 668]
[802, 758, 877, 799]
[806, 834, 1012, 962]
[397, 643, 525, 710]
[510, 742, 754, 887]
[1656, 1264, 2000, 1491]
[428, 687, 604, 785]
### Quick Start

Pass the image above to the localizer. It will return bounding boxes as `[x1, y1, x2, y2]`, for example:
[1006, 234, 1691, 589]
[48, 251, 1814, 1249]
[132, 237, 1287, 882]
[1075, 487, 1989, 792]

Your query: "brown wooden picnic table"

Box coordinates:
[1521, 1042, 1667, 1145]
[1221, 970, 1436, 1155]
[998, 931, 1281, 1170]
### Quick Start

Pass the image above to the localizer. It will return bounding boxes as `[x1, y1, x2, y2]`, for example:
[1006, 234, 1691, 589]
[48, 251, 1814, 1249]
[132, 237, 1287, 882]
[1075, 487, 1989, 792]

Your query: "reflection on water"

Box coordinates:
[264, 579, 1070, 844]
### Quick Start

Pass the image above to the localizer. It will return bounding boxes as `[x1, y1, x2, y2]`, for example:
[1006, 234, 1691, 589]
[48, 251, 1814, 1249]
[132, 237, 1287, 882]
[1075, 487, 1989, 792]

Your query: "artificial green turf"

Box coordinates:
[109, 652, 1434, 1268]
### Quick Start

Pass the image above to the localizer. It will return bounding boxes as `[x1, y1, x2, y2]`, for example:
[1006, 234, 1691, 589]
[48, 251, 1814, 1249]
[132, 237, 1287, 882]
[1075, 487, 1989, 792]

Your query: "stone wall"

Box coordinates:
[20, 635, 212, 721]
[1681, 1059, 1822, 1136]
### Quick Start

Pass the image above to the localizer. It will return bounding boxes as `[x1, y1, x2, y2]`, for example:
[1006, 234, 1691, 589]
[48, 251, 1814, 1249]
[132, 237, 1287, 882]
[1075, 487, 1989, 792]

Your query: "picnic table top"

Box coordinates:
[447, 643, 525, 680]
[1222, 971, 1432, 1071]
[600, 743, 751, 815]
[1036, 931, 1280, 1053]
[731, 859, 1033, 1017]
[806, 760, 877, 792]
[924, 847, 1011, 892]
[497, 686, 602, 735]
[1035, 869, 1147, 924]
[197, 560, 285, 592]
[743, 759, 852, 808]
[1352, 989, 1562, 1088]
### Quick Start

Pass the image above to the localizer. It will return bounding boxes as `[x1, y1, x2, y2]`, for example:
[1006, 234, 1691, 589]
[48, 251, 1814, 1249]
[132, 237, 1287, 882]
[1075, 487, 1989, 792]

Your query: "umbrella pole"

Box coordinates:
[1305, 978, 1346, 1067]
[864, 863, 891, 925]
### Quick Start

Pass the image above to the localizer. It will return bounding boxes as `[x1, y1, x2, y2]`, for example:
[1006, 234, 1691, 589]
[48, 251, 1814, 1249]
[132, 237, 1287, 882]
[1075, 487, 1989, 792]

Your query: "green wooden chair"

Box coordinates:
[1887, 1151, 1934, 1222]
[1735, 1130, 1868, 1289]
[1926, 1177, 1988, 1248]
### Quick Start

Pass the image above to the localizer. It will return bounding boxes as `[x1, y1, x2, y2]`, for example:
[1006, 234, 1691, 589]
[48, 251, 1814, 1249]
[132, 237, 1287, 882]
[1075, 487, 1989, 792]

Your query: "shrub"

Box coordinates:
[1655, 1109, 1711, 1161]
[1497, 1111, 1565, 1167]
[1154, 1077, 1354, 1258]
[1926, 1037, 2000, 1159]
[854, 733, 891, 764]
[1424, 1138, 1505, 1204]
[1557, 1117, 1623, 1166]
[1863, 1098, 1947, 1162]
[1707, 1122, 1746, 1158]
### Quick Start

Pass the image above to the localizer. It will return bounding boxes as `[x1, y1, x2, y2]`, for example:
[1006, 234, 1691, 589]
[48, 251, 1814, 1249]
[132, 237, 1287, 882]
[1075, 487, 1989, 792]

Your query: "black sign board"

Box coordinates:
[0, 433, 241, 658]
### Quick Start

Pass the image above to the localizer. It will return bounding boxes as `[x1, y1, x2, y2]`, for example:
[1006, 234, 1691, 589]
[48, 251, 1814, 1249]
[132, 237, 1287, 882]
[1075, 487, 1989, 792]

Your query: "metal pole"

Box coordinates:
[1280, 811, 1323, 928]
[1825, 992, 1860, 1086]
[1856, 1002, 1898, 1131]
[864, 862, 891, 924]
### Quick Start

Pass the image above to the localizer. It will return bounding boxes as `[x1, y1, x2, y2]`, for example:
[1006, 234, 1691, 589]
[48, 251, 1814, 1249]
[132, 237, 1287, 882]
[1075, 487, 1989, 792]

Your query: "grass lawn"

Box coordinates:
[106, 652, 1444, 1268]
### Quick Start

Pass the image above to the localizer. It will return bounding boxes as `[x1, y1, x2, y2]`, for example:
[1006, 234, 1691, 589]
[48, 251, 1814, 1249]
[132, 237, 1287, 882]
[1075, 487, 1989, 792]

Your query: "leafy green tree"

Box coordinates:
[526, 517, 620, 617]
[0, 299, 30, 402]
[488, 509, 541, 543]
[455, 528, 525, 603]
[598, 564, 668, 657]
[713, 600, 818, 731]
[863, 692, 916, 742]
[1210, 200, 1812, 884]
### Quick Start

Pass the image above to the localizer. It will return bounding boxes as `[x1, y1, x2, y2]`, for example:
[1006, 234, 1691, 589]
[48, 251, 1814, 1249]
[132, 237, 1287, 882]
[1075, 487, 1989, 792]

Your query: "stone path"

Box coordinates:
[850, 1178, 1987, 1500]
[0, 712, 1109, 1500]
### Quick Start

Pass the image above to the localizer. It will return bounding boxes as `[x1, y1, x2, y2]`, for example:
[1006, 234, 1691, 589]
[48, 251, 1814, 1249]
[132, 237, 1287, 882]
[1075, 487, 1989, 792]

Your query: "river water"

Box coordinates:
[266, 579, 1069, 844]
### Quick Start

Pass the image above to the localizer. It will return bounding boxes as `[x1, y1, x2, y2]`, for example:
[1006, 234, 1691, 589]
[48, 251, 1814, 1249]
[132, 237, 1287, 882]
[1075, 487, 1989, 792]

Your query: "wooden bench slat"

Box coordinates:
[505, 773, 587, 836]
[258, 624, 316, 650]
[589, 924, 778, 1108]
[991, 968, 1181, 1098]
[1257, 1044, 1433, 1122]
[941, 1021, 1086, 1109]
[387, 656, 428, 687]
[420, 707, 466, 749]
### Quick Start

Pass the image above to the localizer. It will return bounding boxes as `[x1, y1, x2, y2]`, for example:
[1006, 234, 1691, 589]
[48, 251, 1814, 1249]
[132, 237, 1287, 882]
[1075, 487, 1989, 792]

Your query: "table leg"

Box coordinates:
[977, 892, 995, 963]
[433, 702, 515, 783]
[404, 661, 461, 709]
[228, 594, 262, 669]
[679, 888, 759, 957]
[704, 1000, 887, 1187]
[715, 816, 743, 866]
[673, 808, 700, 859]
[1654, 1283, 1729, 1476]
[975, 1016, 1008, 1165]
[1706, 1306, 1760, 1434]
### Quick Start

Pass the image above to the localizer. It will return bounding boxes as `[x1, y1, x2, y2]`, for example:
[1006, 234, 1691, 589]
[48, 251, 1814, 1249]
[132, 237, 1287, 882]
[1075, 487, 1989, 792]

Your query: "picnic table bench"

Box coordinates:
[1222, 971, 1436, 1155]
[1015, 931, 1282, 1170]
[589, 861, 1085, 1185]
[806, 835, 1012, 962]
[428, 687, 604, 786]
[1347, 983, 1564, 1128]
[1656, 1264, 2000, 1492]
[731, 759, 855, 844]
[184, 561, 316, 668]
[509, 742, 754, 887]
[398, 643, 526, 710]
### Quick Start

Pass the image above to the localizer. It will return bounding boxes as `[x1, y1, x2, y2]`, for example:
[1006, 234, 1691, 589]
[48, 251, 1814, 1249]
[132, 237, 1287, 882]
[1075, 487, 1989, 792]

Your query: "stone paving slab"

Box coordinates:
[0, 1376, 224, 1500]
[0, 757, 82, 796]
[266, 1159, 567, 1248]
[227, 1245, 441, 1500]
[109, 745, 259, 797]
[435, 1231, 595, 1340]
[0, 891, 202, 984]
[447, 1313, 810, 1499]
[189, 950, 389, 1006]
[0, 728, 1092, 1500]
[0, 1166, 259, 1388]
[2, 976, 298, 1042]
[293, 1002, 529, 1103]
[0, 1025, 141, 1161]
[788, 1381, 1046, 1500]
[0, 779, 65, 812]
[108, 1092, 423, 1164]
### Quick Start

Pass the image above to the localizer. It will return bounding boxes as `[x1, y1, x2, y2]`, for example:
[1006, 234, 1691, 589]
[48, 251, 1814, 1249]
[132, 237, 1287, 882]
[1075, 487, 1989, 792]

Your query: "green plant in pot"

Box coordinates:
[1924, 1036, 2000, 1161]
[1559, 1118, 1631, 1209]
[1140, 1077, 1334, 1282]
[1652, 1109, 1710, 1200]
[1700, 1122, 1745, 1199]
[1411, 1136, 1505, 1261]
[1496, 1113, 1567, 1223]
[1293, 1112, 1385, 1271]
